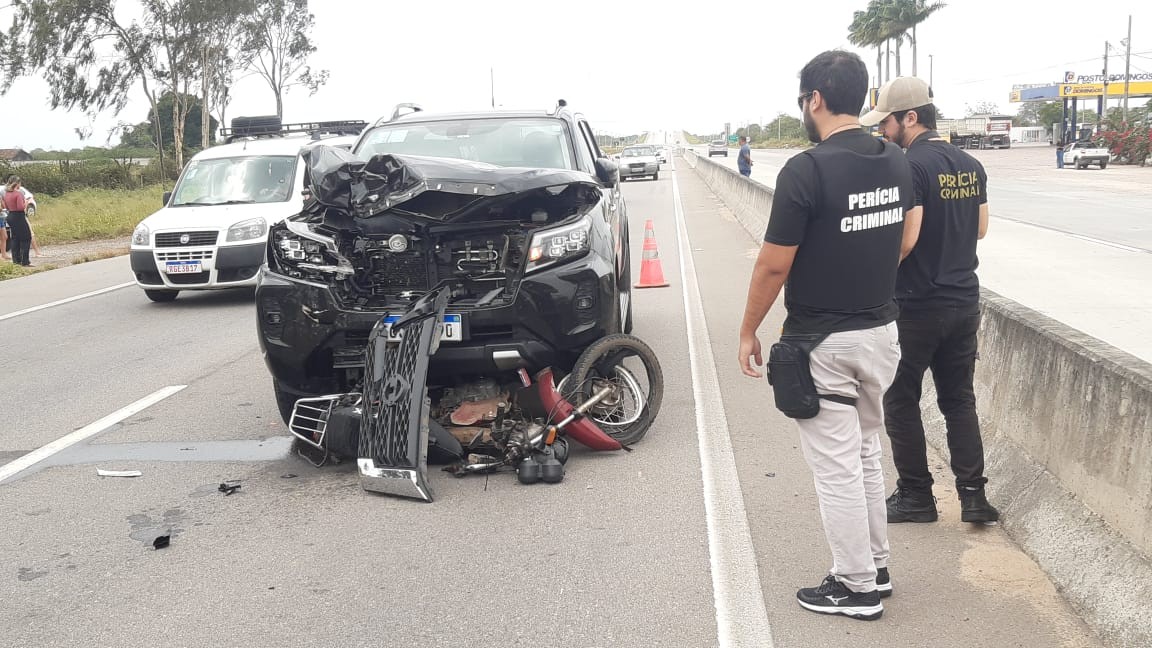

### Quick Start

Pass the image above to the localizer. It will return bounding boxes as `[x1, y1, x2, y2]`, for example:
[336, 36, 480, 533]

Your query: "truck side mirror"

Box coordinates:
[594, 157, 618, 188]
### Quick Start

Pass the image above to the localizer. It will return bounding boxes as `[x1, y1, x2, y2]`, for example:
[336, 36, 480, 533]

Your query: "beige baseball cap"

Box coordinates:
[860, 76, 933, 127]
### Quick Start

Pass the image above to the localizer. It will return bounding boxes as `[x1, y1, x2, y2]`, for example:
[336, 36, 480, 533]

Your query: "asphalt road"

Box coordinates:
[0, 143, 1103, 647]
[698, 142, 1152, 252]
[690, 140, 1152, 363]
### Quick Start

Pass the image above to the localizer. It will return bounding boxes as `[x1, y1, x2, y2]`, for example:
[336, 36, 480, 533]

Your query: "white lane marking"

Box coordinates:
[671, 169, 775, 646]
[0, 282, 135, 322]
[0, 385, 186, 484]
[1067, 234, 1145, 253]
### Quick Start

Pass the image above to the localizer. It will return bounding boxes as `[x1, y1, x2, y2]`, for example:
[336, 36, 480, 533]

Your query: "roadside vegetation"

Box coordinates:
[31, 187, 164, 245]
[0, 263, 59, 281]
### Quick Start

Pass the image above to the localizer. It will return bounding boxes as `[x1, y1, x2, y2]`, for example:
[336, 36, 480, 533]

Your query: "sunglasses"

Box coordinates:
[797, 91, 815, 111]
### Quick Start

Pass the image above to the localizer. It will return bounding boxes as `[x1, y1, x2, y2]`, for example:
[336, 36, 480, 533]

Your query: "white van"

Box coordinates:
[129, 118, 363, 302]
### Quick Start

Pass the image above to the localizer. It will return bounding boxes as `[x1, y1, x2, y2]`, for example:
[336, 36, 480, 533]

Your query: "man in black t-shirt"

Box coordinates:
[739, 50, 913, 621]
[863, 76, 999, 526]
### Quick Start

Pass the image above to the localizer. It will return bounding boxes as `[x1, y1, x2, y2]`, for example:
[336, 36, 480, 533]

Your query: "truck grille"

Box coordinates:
[356, 289, 447, 502]
[359, 318, 426, 466]
[156, 231, 218, 247]
[371, 253, 429, 294]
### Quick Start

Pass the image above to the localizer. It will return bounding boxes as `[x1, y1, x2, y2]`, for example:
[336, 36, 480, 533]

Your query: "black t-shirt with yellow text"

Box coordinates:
[898, 131, 988, 308]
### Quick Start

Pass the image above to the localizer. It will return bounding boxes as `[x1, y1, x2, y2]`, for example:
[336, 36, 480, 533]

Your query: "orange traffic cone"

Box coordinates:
[634, 219, 669, 289]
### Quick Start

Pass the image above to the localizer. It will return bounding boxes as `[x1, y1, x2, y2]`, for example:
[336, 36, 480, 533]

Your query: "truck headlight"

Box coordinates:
[227, 218, 268, 242]
[270, 222, 354, 279]
[526, 216, 592, 274]
[132, 223, 150, 247]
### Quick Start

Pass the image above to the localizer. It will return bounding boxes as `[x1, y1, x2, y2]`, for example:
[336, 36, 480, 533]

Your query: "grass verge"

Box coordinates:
[71, 248, 131, 264]
[31, 186, 164, 245]
[0, 262, 60, 280]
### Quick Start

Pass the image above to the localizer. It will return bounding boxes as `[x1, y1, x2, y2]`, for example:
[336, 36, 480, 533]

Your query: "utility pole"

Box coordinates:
[929, 54, 934, 89]
[490, 68, 495, 109]
[1101, 41, 1109, 132]
[1123, 15, 1133, 123]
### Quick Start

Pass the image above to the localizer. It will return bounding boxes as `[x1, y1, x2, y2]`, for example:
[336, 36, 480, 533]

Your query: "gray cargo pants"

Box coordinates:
[795, 322, 901, 593]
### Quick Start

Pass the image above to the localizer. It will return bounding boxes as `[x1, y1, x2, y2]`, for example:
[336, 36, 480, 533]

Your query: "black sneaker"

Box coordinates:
[959, 487, 1000, 523]
[876, 567, 892, 599]
[796, 575, 883, 620]
[886, 487, 938, 523]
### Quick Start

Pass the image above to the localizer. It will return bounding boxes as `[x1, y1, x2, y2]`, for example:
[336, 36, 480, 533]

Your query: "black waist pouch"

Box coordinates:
[767, 333, 855, 419]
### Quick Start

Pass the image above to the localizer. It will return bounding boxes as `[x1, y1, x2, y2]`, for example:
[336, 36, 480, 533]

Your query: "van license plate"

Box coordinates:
[165, 261, 202, 274]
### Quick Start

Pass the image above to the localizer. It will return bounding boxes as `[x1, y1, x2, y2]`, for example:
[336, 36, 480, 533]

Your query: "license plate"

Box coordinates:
[383, 314, 462, 342]
[165, 261, 202, 274]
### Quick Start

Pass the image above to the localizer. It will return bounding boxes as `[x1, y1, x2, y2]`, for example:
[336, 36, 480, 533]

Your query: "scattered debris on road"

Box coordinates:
[218, 480, 242, 496]
[152, 533, 171, 550]
[96, 469, 142, 478]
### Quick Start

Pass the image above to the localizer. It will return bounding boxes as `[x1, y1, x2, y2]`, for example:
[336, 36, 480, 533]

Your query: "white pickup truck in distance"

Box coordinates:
[1065, 141, 1110, 169]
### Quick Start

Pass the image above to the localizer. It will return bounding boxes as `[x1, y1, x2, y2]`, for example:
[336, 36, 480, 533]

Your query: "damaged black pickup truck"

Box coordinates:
[255, 106, 661, 500]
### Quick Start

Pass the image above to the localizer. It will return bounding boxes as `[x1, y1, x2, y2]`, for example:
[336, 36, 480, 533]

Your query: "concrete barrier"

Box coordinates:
[683, 148, 1152, 647]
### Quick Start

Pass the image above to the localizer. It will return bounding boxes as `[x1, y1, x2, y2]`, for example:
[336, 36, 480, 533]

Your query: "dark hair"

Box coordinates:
[800, 50, 869, 116]
[738, 135, 747, 142]
[892, 104, 938, 130]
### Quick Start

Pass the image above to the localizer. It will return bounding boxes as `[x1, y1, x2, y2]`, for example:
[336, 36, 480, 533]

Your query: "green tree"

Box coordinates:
[848, 8, 886, 86]
[966, 101, 1002, 116]
[240, 0, 329, 119]
[0, 0, 170, 175]
[766, 114, 806, 140]
[848, 0, 946, 84]
[904, 0, 946, 77]
[121, 92, 218, 153]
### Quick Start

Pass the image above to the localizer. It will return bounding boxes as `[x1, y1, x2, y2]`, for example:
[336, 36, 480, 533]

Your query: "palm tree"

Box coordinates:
[849, 3, 890, 85]
[848, 10, 882, 87]
[906, 0, 947, 78]
[877, 0, 914, 78]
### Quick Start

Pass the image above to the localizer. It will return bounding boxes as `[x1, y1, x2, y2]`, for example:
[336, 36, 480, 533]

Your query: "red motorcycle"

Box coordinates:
[287, 287, 664, 502]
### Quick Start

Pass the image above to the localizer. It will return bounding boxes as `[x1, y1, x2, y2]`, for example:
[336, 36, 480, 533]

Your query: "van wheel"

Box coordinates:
[144, 289, 179, 302]
[651, 171, 659, 181]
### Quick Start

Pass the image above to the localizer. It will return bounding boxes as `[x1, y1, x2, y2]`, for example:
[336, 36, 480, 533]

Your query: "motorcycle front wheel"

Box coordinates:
[561, 334, 664, 446]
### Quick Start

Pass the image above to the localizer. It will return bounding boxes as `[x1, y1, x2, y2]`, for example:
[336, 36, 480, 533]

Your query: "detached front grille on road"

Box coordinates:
[156, 231, 218, 247]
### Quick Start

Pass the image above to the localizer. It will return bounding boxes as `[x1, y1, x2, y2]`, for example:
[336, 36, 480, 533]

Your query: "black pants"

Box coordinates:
[883, 303, 988, 492]
[6, 211, 31, 265]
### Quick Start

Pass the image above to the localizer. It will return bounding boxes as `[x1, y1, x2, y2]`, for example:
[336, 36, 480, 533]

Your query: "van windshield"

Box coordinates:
[171, 155, 297, 207]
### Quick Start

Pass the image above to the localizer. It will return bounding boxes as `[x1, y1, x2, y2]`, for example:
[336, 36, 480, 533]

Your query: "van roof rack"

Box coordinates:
[219, 119, 368, 144]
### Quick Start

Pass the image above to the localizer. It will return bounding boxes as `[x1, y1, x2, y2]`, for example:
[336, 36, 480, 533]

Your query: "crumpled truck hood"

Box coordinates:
[302, 144, 602, 221]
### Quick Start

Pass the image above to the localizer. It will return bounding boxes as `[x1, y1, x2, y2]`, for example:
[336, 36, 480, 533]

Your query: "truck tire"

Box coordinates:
[1099, 161, 1108, 169]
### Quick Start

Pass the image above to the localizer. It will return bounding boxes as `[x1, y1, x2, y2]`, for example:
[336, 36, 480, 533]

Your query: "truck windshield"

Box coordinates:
[171, 156, 297, 207]
[355, 117, 576, 170]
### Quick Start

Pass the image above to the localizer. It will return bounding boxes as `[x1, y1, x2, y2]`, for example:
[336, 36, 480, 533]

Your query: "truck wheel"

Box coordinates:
[1099, 161, 1108, 170]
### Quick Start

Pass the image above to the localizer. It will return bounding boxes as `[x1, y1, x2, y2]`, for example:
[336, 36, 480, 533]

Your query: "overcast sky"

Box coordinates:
[1, 0, 1149, 150]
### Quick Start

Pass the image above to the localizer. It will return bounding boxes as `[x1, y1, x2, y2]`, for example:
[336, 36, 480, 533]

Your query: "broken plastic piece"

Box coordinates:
[97, 469, 143, 478]
[218, 481, 242, 496]
[153, 534, 171, 550]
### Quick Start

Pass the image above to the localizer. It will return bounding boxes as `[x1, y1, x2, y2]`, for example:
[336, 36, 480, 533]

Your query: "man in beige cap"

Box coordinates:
[861, 76, 1000, 526]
